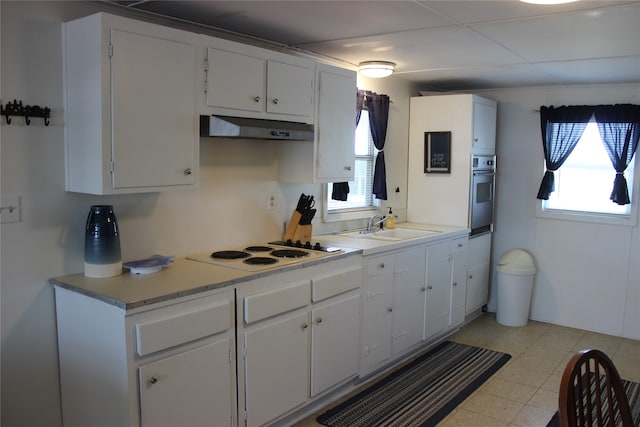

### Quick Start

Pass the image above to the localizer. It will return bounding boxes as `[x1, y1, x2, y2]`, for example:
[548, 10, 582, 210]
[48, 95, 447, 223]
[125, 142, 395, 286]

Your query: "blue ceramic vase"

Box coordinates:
[84, 205, 122, 278]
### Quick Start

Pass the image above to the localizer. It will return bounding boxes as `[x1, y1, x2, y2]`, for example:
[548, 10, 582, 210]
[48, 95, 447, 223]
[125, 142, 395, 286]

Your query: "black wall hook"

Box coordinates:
[1, 99, 51, 126]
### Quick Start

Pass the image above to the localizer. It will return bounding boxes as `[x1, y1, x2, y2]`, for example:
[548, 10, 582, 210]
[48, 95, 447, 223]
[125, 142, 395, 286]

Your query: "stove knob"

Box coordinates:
[313, 242, 322, 251]
[295, 240, 302, 247]
[304, 241, 312, 249]
[286, 239, 293, 246]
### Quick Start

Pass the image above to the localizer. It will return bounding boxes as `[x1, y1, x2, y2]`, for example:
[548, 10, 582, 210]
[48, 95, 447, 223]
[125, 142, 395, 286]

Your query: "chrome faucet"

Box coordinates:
[367, 214, 386, 231]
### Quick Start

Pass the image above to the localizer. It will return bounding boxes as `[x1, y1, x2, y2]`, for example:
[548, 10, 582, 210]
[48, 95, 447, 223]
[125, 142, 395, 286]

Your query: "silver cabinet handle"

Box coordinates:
[427, 285, 433, 290]
[316, 317, 323, 324]
[302, 322, 308, 330]
[344, 166, 352, 171]
[458, 243, 463, 248]
[387, 306, 393, 312]
[272, 98, 279, 104]
[254, 96, 261, 103]
[420, 286, 427, 292]
[468, 275, 473, 279]
[149, 377, 158, 385]
[453, 282, 458, 287]
[184, 168, 192, 176]
[379, 263, 385, 269]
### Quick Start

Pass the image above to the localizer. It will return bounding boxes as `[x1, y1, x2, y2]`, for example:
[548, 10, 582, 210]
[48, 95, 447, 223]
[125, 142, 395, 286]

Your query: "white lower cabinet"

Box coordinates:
[243, 310, 310, 426]
[360, 234, 470, 376]
[54, 286, 236, 427]
[392, 247, 427, 355]
[450, 237, 469, 327]
[311, 293, 360, 396]
[138, 339, 233, 427]
[424, 237, 469, 340]
[361, 245, 427, 375]
[466, 233, 492, 315]
[424, 241, 452, 339]
[237, 257, 362, 426]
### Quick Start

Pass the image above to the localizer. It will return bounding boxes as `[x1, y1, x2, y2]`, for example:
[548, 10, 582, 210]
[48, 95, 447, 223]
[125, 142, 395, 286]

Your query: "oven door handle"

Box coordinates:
[473, 170, 495, 176]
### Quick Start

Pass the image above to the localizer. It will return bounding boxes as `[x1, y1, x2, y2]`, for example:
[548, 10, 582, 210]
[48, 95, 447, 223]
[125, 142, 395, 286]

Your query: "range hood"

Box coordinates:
[200, 115, 314, 141]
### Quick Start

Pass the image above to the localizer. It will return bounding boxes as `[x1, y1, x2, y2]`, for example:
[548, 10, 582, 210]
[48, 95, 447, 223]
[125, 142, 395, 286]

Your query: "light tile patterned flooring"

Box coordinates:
[296, 313, 640, 427]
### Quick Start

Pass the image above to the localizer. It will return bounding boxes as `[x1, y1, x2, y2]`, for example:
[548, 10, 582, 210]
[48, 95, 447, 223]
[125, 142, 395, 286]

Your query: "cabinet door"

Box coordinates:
[392, 247, 426, 355]
[138, 339, 233, 427]
[311, 294, 360, 396]
[315, 65, 357, 181]
[466, 233, 492, 315]
[206, 48, 265, 112]
[243, 312, 309, 427]
[362, 256, 393, 370]
[111, 28, 197, 189]
[472, 98, 497, 154]
[424, 241, 452, 339]
[450, 238, 468, 327]
[266, 61, 314, 117]
[466, 263, 490, 314]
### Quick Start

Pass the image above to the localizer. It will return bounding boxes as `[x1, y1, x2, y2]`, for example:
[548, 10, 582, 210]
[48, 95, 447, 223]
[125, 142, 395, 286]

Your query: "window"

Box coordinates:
[325, 109, 376, 216]
[540, 121, 638, 223]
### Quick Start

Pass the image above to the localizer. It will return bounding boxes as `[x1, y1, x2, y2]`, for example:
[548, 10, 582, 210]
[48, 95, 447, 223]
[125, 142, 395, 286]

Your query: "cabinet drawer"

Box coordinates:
[244, 281, 310, 324]
[366, 256, 394, 277]
[312, 266, 362, 302]
[450, 237, 467, 253]
[135, 298, 231, 356]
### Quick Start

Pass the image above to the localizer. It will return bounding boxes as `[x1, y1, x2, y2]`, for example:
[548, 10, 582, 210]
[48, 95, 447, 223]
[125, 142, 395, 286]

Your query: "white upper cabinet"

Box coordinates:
[202, 38, 314, 123]
[278, 63, 357, 183]
[314, 64, 357, 181]
[205, 48, 265, 113]
[64, 13, 199, 195]
[472, 96, 498, 155]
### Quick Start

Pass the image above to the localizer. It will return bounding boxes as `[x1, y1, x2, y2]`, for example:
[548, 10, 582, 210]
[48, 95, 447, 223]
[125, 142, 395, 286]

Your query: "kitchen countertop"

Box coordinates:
[50, 248, 361, 310]
[50, 223, 467, 310]
[315, 222, 469, 256]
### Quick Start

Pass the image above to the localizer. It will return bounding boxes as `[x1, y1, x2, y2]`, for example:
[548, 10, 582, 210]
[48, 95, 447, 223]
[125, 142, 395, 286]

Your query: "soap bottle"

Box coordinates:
[386, 207, 395, 229]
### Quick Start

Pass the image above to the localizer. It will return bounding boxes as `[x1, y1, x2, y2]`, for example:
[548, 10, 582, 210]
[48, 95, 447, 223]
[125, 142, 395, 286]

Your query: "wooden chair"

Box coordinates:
[559, 349, 633, 427]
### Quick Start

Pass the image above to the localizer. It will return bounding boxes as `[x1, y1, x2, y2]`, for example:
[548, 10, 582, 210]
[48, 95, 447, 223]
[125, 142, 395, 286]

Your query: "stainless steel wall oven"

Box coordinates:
[470, 155, 496, 236]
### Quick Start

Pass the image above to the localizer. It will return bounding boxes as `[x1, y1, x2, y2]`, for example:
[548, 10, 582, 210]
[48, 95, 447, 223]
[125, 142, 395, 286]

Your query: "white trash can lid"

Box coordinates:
[497, 249, 536, 275]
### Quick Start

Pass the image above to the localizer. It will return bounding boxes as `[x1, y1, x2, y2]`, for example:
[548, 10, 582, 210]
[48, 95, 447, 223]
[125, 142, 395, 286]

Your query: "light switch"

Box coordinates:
[0, 195, 21, 223]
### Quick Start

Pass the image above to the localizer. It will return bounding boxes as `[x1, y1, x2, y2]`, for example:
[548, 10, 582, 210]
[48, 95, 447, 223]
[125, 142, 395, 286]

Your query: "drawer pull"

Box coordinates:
[254, 96, 261, 103]
[316, 317, 323, 324]
[427, 285, 433, 290]
[302, 322, 308, 330]
[387, 306, 393, 312]
[149, 376, 158, 385]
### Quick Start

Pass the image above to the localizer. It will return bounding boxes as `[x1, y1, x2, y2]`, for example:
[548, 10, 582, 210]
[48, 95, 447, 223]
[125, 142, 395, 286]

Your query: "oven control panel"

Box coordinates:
[472, 154, 496, 171]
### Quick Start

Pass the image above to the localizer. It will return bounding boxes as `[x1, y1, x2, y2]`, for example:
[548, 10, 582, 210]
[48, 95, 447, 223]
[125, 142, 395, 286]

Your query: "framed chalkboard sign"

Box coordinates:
[424, 131, 451, 173]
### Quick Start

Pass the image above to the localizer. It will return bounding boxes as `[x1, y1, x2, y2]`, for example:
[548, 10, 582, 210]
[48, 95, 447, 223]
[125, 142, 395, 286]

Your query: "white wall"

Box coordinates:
[0, 2, 417, 426]
[480, 85, 640, 339]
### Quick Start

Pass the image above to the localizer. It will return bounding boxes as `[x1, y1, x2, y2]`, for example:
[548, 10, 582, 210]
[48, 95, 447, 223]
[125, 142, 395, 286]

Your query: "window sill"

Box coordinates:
[323, 207, 379, 223]
[536, 204, 637, 227]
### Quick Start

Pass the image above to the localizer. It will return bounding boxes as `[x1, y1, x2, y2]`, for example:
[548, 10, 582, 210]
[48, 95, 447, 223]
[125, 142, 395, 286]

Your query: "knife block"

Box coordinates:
[292, 224, 312, 244]
[283, 211, 301, 241]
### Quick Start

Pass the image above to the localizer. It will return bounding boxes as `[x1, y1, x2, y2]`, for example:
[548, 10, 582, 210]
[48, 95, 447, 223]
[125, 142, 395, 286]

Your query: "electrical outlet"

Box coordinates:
[0, 195, 21, 223]
[267, 193, 276, 210]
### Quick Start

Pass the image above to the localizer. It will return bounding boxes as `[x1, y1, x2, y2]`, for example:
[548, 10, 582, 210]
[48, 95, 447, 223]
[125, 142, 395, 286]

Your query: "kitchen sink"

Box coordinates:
[339, 228, 441, 241]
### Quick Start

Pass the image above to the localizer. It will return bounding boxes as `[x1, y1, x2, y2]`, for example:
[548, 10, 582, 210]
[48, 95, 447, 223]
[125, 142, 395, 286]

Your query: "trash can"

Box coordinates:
[496, 249, 536, 327]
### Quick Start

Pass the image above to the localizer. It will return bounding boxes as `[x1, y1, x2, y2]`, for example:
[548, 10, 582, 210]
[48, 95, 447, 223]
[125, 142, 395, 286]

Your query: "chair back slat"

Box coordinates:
[559, 349, 633, 427]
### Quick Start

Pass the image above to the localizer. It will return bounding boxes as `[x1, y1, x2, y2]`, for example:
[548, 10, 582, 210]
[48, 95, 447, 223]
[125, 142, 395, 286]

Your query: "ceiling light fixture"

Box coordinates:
[358, 61, 396, 78]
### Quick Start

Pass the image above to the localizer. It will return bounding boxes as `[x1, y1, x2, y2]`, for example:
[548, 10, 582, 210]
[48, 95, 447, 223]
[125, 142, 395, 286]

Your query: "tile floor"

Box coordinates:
[295, 313, 640, 427]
